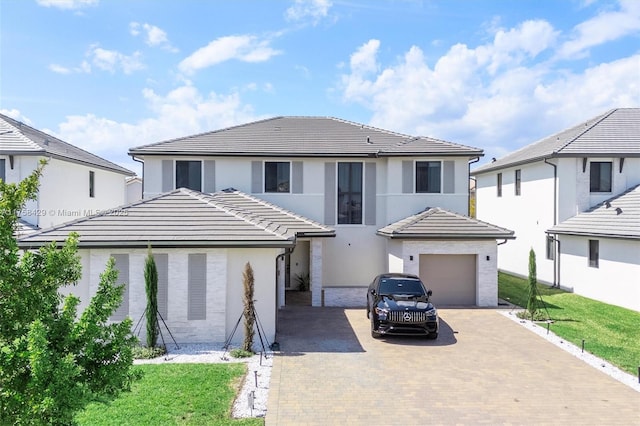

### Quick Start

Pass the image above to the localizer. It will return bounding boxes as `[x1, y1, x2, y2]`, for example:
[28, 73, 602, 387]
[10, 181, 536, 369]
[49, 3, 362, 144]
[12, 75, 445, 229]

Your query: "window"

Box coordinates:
[188, 254, 207, 320]
[110, 254, 129, 321]
[264, 162, 290, 193]
[176, 160, 202, 191]
[89, 171, 95, 198]
[337, 162, 362, 224]
[497, 173, 502, 197]
[589, 162, 612, 193]
[588, 240, 599, 268]
[416, 161, 441, 193]
[515, 169, 521, 196]
[546, 235, 555, 260]
[0, 159, 5, 182]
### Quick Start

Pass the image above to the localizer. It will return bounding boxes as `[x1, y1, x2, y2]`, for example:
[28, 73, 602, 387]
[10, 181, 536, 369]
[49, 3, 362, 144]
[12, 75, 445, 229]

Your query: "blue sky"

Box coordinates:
[1, 0, 639, 176]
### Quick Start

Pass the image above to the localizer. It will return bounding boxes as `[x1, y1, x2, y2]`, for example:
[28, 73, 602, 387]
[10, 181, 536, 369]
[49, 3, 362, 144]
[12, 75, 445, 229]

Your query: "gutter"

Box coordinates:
[543, 157, 559, 287]
[131, 155, 145, 195]
[468, 156, 480, 217]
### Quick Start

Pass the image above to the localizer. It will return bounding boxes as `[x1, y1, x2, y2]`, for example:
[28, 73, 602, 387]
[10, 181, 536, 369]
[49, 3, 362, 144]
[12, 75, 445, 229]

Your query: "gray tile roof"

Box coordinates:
[129, 116, 483, 158]
[473, 108, 640, 175]
[0, 113, 134, 175]
[17, 188, 335, 248]
[547, 185, 640, 240]
[377, 208, 515, 240]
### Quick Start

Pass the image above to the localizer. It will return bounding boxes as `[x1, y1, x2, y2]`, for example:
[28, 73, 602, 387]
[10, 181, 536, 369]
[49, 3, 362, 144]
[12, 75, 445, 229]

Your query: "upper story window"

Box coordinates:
[176, 160, 202, 192]
[337, 162, 362, 225]
[515, 169, 521, 196]
[0, 159, 5, 182]
[89, 171, 95, 198]
[588, 239, 599, 268]
[416, 161, 441, 193]
[497, 173, 503, 197]
[265, 162, 290, 193]
[589, 162, 612, 193]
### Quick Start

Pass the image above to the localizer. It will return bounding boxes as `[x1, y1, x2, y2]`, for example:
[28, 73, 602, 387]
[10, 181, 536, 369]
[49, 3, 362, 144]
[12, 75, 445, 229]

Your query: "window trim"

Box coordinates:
[415, 160, 442, 194]
[175, 160, 203, 192]
[589, 161, 612, 193]
[337, 161, 363, 225]
[545, 235, 555, 261]
[497, 173, 503, 197]
[515, 169, 521, 196]
[264, 161, 291, 193]
[588, 239, 599, 268]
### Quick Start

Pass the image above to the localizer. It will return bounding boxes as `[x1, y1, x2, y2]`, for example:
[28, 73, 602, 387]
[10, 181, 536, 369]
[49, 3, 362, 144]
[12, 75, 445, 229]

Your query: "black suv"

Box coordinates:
[367, 273, 439, 339]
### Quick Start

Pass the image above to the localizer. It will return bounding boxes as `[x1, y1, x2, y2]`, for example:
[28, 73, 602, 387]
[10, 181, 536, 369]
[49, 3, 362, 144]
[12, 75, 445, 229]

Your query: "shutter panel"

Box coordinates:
[154, 254, 169, 319]
[188, 254, 207, 320]
[111, 254, 129, 321]
[203, 160, 216, 193]
[402, 161, 413, 193]
[162, 160, 173, 192]
[324, 162, 336, 225]
[443, 161, 455, 193]
[251, 161, 263, 193]
[365, 162, 376, 225]
[292, 161, 303, 194]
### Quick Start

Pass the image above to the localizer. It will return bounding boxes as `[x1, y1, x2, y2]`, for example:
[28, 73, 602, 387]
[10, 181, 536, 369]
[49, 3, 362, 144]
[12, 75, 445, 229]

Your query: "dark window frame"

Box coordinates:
[264, 161, 291, 193]
[588, 239, 599, 268]
[589, 162, 612, 193]
[337, 162, 363, 225]
[176, 160, 202, 192]
[515, 169, 521, 196]
[89, 171, 95, 198]
[497, 173, 503, 197]
[546, 235, 555, 260]
[415, 161, 442, 193]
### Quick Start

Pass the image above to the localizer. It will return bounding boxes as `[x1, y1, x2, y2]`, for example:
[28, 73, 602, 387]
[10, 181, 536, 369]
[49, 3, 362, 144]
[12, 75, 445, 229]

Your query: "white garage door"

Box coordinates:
[419, 254, 477, 306]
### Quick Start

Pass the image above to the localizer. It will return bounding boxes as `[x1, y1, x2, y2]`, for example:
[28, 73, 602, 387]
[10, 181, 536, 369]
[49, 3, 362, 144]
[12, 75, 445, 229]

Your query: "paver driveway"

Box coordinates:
[266, 306, 639, 425]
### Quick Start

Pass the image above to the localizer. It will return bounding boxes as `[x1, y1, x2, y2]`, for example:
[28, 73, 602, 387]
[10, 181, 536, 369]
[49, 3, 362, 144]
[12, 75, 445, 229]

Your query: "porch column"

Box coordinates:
[277, 254, 286, 309]
[310, 238, 323, 307]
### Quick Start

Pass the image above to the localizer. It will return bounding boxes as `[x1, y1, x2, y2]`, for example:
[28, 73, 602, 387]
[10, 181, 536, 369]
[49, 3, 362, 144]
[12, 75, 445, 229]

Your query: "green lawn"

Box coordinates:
[76, 363, 263, 426]
[499, 271, 640, 375]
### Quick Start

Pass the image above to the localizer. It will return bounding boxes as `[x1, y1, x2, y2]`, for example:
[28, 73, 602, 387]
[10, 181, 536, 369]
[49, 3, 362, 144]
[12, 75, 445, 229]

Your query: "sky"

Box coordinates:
[1, 0, 639, 176]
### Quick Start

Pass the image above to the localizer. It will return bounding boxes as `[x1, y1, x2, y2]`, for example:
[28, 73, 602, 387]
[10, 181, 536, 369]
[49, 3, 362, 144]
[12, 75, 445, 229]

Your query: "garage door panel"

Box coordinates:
[419, 254, 476, 306]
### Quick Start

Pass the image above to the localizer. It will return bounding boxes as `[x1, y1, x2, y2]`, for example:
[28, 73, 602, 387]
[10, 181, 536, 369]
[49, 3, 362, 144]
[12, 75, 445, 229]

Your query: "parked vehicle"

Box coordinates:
[367, 273, 439, 339]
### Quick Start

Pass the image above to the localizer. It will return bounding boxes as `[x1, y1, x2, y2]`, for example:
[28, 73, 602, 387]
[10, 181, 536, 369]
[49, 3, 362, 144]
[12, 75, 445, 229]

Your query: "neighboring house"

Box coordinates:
[126, 176, 143, 203]
[0, 113, 135, 230]
[19, 116, 515, 344]
[473, 108, 640, 312]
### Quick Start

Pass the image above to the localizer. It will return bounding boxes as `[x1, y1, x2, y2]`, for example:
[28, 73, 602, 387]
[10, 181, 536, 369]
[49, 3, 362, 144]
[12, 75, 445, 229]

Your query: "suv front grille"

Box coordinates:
[388, 310, 429, 323]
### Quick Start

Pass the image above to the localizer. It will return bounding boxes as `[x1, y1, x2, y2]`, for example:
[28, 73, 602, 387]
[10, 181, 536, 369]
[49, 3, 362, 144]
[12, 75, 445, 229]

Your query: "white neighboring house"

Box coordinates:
[0, 113, 135, 231]
[473, 108, 640, 312]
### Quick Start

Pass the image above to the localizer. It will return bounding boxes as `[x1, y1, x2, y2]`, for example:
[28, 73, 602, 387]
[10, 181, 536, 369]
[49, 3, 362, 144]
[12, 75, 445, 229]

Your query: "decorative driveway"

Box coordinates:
[266, 306, 639, 425]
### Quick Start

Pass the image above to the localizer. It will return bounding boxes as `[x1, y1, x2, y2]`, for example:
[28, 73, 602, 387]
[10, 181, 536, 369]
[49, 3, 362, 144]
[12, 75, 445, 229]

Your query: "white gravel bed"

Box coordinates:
[134, 343, 274, 419]
[500, 310, 640, 393]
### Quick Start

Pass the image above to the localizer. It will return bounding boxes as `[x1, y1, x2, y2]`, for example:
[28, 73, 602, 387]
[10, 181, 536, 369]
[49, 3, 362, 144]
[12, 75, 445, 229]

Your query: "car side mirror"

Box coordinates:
[370, 288, 376, 295]
[427, 289, 433, 297]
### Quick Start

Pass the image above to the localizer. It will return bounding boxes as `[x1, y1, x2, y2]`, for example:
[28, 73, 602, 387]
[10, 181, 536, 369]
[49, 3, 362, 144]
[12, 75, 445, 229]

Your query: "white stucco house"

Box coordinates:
[473, 108, 640, 312]
[19, 116, 515, 344]
[0, 113, 135, 231]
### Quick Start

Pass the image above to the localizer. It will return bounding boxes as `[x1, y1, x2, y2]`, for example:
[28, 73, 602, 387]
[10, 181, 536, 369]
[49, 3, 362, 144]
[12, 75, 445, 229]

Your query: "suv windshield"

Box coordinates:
[378, 278, 425, 296]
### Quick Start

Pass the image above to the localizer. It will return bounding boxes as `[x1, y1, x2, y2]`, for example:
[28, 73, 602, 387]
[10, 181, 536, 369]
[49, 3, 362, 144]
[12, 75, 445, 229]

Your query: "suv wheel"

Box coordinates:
[370, 317, 381, 339]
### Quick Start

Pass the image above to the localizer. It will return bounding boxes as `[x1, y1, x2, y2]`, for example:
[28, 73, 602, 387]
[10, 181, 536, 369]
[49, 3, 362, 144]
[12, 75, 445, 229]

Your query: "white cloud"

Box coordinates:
[557, 0, 640, 59]
[47, 84, 264, 175]
[179, 35, 281, 74]
[285, 0, 332, 25]
[88, 46, 144, 74]
[36, 0, 97, 10]
[0, 109, 33, 125]
[130, 22, 178, 52]
[48, 64, 71, 74]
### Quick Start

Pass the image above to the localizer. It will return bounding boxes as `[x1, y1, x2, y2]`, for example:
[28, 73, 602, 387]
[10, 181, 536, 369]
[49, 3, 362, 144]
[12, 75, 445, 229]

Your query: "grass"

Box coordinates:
[76, 363, 263, 426]
[499, 271, 640, 375]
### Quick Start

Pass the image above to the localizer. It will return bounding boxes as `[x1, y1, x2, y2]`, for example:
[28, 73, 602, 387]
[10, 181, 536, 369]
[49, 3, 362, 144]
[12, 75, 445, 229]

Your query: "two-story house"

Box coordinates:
[473, 108, 640, 312]
[20, 117, 514, 344]
[1, 113, 135, 231]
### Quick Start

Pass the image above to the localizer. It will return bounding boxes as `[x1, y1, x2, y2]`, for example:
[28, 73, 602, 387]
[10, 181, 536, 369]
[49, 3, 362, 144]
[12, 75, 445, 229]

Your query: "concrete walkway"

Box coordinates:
[267, 306, 640, 425]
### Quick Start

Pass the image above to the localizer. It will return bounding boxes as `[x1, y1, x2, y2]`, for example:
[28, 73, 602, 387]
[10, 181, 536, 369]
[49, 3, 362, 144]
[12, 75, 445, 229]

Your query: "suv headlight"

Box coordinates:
[425, 308, 437, 317]
[374, 307, 389, 320]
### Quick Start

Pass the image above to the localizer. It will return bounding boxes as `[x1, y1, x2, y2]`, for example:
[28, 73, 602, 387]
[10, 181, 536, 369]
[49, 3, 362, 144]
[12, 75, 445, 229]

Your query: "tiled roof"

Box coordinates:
[377, 208, 515, 240]
[129, 116, 483, 158]
[547, 185, 640, 240]
[17, 188, 335, 248]
[473, 108, 640, 175]
[0, 113, 134, 175]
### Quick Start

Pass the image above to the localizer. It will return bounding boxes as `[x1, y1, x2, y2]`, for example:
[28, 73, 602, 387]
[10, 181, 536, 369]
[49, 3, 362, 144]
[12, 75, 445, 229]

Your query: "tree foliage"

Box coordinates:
[0, 161, 138, 425]
[526, 248, 538, 319]
[242, 262, 255, 353]
[144, 246, 159, 348]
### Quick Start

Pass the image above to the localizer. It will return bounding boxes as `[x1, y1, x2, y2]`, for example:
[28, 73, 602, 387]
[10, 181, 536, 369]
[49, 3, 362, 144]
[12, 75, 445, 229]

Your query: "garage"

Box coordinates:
[419, 254, 477, 306]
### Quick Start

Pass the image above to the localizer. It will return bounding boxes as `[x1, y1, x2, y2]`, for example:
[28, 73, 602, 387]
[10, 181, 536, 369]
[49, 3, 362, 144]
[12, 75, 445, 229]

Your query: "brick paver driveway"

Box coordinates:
[266, 306, 639, 425]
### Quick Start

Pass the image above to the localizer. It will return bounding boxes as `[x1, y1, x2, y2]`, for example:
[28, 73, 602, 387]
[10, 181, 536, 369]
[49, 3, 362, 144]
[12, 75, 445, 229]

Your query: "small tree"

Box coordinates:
[242, 262, 255, 353]
[526, 248, 538, 319]
[144, 245, 159, 348]
[0, 161, 138, 424]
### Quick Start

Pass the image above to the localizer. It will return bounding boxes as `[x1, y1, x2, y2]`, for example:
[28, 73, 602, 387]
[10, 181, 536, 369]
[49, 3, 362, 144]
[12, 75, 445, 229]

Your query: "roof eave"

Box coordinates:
[546, 230, 639, 240]
[377, 232, 515, 240]
[18, 239, 296, 249]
